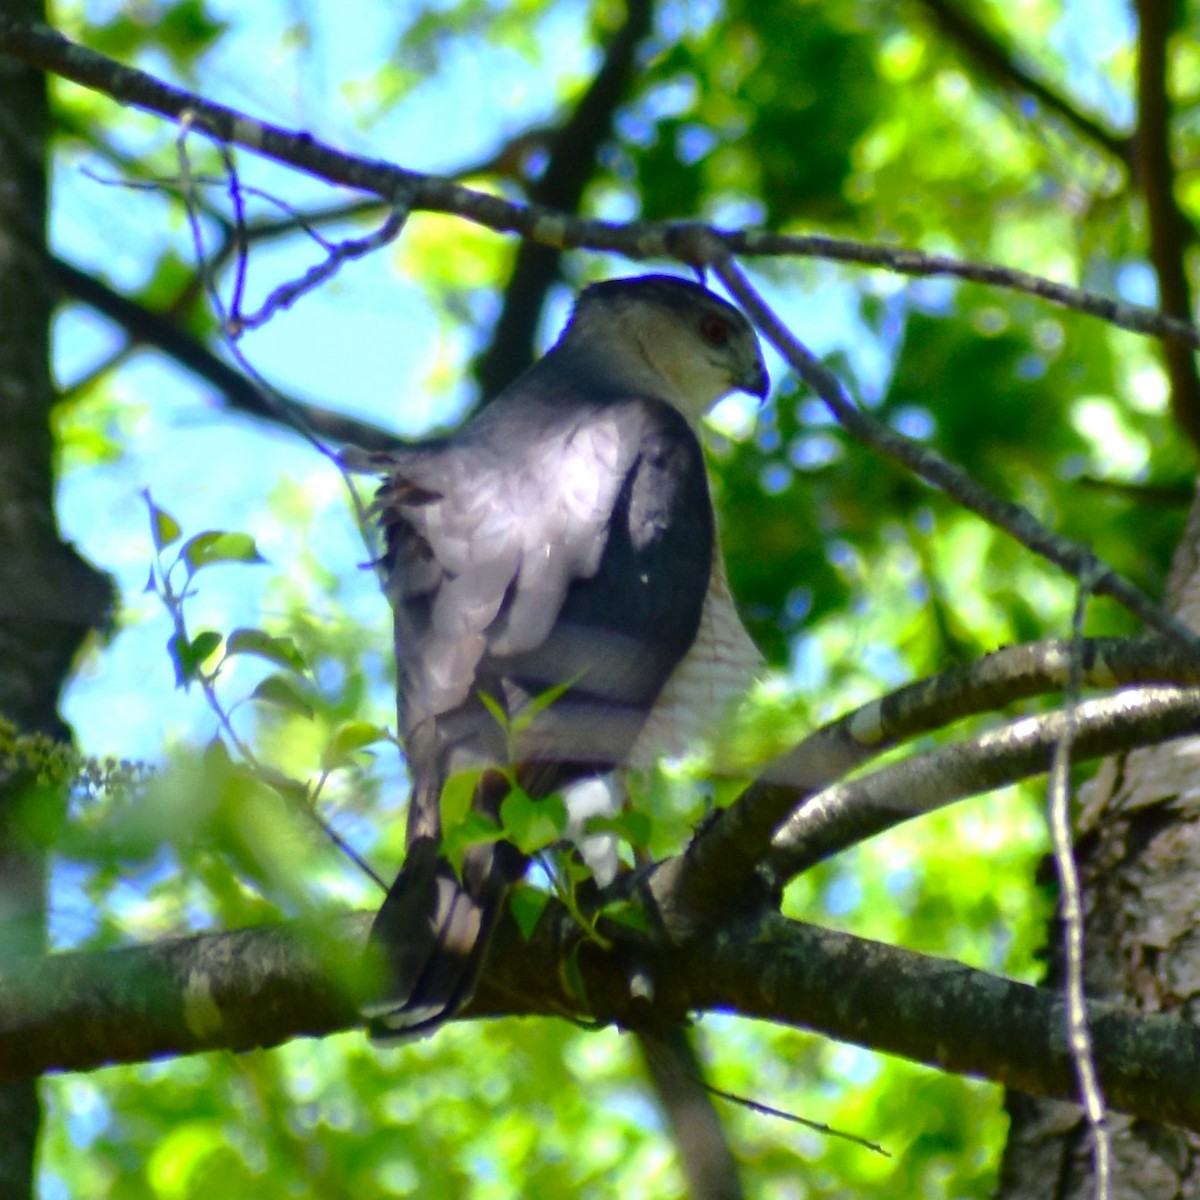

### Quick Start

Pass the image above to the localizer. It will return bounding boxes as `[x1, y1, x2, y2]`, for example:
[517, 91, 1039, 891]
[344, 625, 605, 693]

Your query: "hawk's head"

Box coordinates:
[563, 274, 769, 421]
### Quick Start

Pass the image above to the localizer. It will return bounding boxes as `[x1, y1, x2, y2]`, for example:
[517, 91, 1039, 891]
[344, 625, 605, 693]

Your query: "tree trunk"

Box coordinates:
[0, 3, 112, 1194]
[996, 487, 1200, 1198]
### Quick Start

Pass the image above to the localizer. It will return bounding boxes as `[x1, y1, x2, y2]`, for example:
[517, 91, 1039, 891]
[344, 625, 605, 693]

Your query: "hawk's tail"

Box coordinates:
[360, 787, 525, 1040]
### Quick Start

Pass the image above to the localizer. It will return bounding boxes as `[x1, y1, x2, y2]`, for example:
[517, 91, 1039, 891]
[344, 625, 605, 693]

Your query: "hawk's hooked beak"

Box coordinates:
[740, 356, 770, 403]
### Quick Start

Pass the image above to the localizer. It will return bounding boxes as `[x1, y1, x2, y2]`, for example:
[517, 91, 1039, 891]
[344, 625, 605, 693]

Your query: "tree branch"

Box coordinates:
[912, 0, 1131, 164]
[8, 908, 1200, 1134]
[687, 912, 1200, 1134]
[2, 18, 1197, 349]
[0, 916, 365, 1077]
[1133, 0, 1200, 450]
[659, 637, 1200, 920]
[770, 634, 1200, 792]
[50, 255, 405, 451]
[767, 684, 1200, 883]
[712, 254, 1200, 648]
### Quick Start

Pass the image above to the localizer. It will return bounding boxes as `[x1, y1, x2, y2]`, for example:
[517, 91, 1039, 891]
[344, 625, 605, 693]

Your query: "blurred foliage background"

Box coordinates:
[26, 0, 1197, 1195]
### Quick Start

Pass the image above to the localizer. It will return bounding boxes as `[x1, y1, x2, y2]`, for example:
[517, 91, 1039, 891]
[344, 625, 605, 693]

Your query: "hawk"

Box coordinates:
[349, 274, 768, 1038]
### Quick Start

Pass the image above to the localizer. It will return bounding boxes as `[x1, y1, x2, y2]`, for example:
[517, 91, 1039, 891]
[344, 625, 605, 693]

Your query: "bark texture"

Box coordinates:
[0, 3, 112, 1194]
[996, 485, 1200, 1198]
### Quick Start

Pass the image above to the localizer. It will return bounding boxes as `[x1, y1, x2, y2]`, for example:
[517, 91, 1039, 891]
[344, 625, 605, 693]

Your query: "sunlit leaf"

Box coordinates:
[440, 810, 502, 876]
[181, 531, 266, 574]
[500, 789, 566, 855]
[168, 629, 221, 687]
[439, 767, 488, 833]
[249, 673, 316, 718]
[224, 627, 307, 671]
[321, 720, 389, 769]
[144, 490, 181, 552]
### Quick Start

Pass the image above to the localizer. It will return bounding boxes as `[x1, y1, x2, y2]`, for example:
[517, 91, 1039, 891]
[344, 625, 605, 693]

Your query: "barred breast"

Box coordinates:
[629, 535, 764, 766]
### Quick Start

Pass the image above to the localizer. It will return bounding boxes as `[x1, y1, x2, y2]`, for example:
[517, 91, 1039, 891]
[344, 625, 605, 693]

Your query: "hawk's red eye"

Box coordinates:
[700, 314, 729, 346]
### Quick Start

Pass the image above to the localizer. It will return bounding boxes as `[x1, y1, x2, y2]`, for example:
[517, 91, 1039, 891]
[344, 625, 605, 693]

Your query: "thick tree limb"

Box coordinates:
[0, 916, 365, 1078]
[688, 913, 1200, 1134]
[7, 909, 1200, 1134]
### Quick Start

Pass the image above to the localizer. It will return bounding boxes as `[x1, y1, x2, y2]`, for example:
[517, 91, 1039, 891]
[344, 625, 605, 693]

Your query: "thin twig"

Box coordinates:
[172, 121, 388, 889]
[220, 141, 250, 326]
[698, 1080, 888, 1157]
[1048, 568, 1111, 1198]
[49, 255, 407, 450]
[173, 117, 381, 567]
[639, 1030, 889, 1162]
[230, 206, 408, 334]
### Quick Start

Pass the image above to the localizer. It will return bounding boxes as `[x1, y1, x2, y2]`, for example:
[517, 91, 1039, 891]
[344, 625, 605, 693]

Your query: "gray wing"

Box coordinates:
[350, 392, 717, 788]
[349, 401, 651, 768]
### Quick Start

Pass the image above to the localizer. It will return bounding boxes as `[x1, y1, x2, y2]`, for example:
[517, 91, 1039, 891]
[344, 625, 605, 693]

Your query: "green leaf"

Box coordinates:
[181, 531, 266, 574]
[440, 768, 488, 833]
[560, 944, 589, 1010]
[508, 677, 577, 735]
[249, 673, 315, 719]
[477, 690, 508, 730]
[144, 490, 181, 552]
[500, 788, 567, 855]
[169, 630, 221, 687]
[599, 897, 651, 934]
[585, 809, 652, 849]
[440, 811, 502, 876]
[224, 627, 306, 671]
[508, 885, 550, 940]
[158, 0, 229, 62]
[321, 721, 389, 770]
[203, 734, 233, 770]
